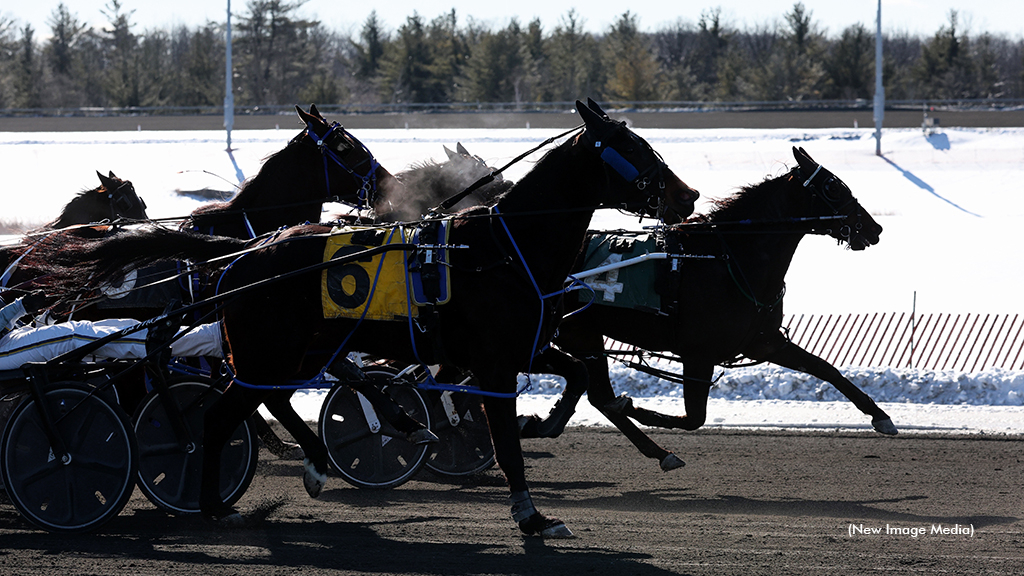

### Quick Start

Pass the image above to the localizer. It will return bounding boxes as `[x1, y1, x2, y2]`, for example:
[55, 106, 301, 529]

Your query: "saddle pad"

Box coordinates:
[321, 226, 417, 321]
[576, 233, 661, 311]
[409, 221, 452, 306]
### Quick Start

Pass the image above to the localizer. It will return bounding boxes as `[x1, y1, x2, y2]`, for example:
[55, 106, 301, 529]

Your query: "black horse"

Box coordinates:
[38, 99, 699, 536]
[187, 105, 401, 238]
[0, 170, 147, 291]
[44, 170, 149, 231]
[518, 146, 893, 471]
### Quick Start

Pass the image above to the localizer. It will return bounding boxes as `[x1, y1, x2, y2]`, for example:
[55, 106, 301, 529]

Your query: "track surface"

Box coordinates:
[2, 108, 1023, 132]
[1, 427, 1021, 575]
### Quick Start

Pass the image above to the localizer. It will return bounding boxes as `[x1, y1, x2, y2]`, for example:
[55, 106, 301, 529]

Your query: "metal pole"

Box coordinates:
[873, 0, 884, 156]
[224, 0, 234, 151]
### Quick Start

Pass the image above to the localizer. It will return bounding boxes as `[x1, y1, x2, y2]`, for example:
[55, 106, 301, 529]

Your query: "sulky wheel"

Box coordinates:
[132, 377, 258, 515]
[1, 381, 137, 533]
[422, 389, 495, 477]
[319, 367, 431, 489]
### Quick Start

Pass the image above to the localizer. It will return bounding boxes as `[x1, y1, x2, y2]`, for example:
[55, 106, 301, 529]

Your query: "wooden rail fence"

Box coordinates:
[604, 313, 1024, 373]
[783, 312, 1024, 372]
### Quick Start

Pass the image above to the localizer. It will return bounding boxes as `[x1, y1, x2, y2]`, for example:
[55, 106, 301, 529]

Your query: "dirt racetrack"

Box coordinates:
[2, 107, 1024, 132]
[1, 426, 1021, 576]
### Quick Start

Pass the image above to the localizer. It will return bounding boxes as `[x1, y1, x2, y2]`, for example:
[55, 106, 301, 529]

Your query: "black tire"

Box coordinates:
[1, 382, 137, 533]
[132, 377, 258, 515]
[423, 389, 495, 477]
[319, 368, 430, 489]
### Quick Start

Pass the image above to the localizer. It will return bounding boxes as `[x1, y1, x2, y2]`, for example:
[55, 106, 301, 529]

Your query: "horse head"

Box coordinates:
[47, 171, 147, 230]
[792, 147, 881, 251]
[442, 143, 513, 203]
[292, 104, 400, 212]
[96, 171, 148, 221]
[576, 99, 698, 223]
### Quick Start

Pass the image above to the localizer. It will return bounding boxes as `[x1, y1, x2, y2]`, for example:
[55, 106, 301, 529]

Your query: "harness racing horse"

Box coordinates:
[518, 147, 894, 471]
[187, 104, 400, 237]
[0, 171, 147, 290]
[39, 99, 699, 536]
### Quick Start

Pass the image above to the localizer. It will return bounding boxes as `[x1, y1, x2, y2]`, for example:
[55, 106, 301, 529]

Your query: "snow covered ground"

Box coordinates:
[2, 120, 1023, 434]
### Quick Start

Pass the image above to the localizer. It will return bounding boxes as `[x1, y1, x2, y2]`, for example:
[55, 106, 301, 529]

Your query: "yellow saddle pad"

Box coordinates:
[321, 226, 417, 320]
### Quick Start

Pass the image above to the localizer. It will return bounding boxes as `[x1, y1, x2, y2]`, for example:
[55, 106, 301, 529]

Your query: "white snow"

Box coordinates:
[3, 121, 1023, 434]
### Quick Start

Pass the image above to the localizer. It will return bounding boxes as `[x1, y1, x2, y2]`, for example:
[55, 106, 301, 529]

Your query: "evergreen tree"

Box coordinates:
[823, 23, 873, 99]
[174, 24, 224, 107]
[602, 12, 659, 102]
[13, 25, 43, 107]
[353, 11, 386, 81]
[426, 10, 470, 102]
[378, 13, 437, 102]
[458, 19, 538, 103]
[234, 0, 321, 105]
[543, 10, 600, 102]
[101, 0, 142, 107]
[0, 17, 21, 107]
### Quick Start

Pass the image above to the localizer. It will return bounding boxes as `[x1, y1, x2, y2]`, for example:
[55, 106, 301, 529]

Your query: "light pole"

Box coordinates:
[224, 0, 234, 151]
[873, 0, 884, 156]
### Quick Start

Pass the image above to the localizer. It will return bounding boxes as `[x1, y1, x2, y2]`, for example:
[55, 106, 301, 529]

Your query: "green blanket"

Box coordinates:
[575, 233, 661, 311]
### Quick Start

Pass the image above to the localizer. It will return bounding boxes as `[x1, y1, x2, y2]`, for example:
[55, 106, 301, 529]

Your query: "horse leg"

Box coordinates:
[251, 411, 303, 458]
[613, 363, 713, 432]
[261, 390, 333, 498]
[328, 356, 437, 444]
[759, 340, 898, 435]
[200, 383, 266, 524]
[585, 354, 687, 471]
[517, 348, 587, 439]
[481, 381, 571, 538]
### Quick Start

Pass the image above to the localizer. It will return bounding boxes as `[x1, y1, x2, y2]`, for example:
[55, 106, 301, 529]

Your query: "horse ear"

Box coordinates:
[97, 170, 114, 189]
[456, 142, 470, 155]
[443, 145, 458, 159]
[295, 105, 314, 125]
[309, 103, 324, 120]
[108, 170, 117, 179]
[792, 146, 816, 170]
[587, 98, 609, 119]
[577, 99, 606, 133]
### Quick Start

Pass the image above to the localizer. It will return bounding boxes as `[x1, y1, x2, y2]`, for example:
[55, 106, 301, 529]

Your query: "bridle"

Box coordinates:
[580, 121, 680, 220]
[292, 120, 382, 210]
[107, 179, 146, 221]
[796, 162, 864, 244]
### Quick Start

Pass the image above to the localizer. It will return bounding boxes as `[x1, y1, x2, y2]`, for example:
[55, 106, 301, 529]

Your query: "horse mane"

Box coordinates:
[685, 167, 798, 225]
[43, 185, 109, 230]
[26, 226, 244, 297]
[189, 145, 298, 224]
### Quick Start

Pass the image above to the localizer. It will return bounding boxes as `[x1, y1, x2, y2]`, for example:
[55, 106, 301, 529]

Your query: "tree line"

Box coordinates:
[1, 0, 1022, 111]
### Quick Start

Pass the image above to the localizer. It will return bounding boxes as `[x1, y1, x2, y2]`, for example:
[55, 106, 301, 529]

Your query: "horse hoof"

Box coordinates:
[202, 507, 245, 528]
[518, 415, 540, 438]
[603, 394, 633, 415]
[541, 522, 575, 538]
[407, 428, 439, 445]
[265, 439, 304, 460]
[872, 417, 899, 436]
[660, 453, 685, 472]
[303, 457, 328, 498]
[518, 513, 575, 538]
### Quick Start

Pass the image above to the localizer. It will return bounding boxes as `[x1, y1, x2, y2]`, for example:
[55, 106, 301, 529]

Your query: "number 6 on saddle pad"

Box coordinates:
[321, 222, 452, 320]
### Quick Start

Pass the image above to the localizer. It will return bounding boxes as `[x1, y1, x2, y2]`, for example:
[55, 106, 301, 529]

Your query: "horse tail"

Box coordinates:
[30, 226, 247, 295]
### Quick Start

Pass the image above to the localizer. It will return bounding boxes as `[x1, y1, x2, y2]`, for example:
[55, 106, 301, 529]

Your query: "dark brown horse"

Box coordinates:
[187, 105, 401, 238]
[0, 171, 147, 291]
[38, 100, 699, 536]
[518, 147, 893, 471]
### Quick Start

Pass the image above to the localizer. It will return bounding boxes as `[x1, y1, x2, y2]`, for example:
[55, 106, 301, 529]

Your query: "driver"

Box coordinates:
[0, 290, 221, 370]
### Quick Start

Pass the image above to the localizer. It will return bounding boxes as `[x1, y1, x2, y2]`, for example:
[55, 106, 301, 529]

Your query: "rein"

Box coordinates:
[432, 124, 586, 213]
